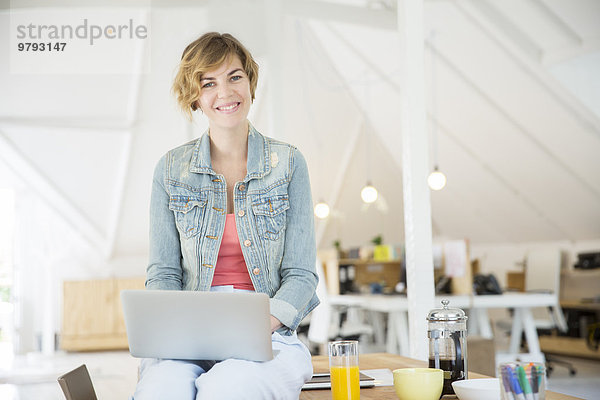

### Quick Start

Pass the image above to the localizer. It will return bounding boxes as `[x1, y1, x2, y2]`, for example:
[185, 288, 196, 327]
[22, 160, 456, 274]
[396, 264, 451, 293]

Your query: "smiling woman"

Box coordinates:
[195, 57, 252, 131]
[133, 32, 320, 400]
[172, 32, 259, 122]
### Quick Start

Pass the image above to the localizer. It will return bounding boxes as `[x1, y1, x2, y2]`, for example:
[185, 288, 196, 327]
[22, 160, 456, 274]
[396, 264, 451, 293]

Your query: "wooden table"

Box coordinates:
[300, 353, 582, 400]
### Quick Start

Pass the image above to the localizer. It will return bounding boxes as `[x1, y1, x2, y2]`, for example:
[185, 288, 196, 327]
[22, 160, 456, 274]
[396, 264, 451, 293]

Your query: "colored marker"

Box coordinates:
[501, 366, 516, 400]
[508, 367, 526, 400]
[530, 364, 539, 400]
[517, 365, 534, 400]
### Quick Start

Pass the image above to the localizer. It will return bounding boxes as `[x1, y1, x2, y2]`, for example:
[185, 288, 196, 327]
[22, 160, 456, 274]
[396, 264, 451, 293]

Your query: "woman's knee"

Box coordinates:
[195, 349, 310, 400]
[134, 359, 204, 400]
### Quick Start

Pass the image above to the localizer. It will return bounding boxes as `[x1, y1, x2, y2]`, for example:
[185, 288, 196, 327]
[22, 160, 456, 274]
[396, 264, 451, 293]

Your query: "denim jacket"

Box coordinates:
[146, 124, 319, 331]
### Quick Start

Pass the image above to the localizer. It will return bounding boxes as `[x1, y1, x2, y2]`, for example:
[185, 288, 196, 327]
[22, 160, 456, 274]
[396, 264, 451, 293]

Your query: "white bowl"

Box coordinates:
[452, 378, 501, 400]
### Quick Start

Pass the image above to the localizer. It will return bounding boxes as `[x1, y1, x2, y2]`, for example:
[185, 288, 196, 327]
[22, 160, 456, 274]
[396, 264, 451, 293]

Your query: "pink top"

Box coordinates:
[211, 214, 255, 291]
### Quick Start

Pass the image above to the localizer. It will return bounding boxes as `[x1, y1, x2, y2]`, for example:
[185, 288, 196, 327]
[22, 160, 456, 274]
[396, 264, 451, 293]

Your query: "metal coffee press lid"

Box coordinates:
[426, 299, 468, 322]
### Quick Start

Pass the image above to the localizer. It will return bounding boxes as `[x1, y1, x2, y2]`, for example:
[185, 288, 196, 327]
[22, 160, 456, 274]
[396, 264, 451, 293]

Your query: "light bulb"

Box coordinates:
[314, 201, 330, 219]
[361, 184, 378, 203]
[428, 169, 447, 190]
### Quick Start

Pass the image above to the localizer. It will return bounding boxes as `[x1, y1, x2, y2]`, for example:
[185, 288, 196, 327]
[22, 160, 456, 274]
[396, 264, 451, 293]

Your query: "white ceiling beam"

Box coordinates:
[300, 22, 395, 247]
[285, 0, 396, 30]
[541, 36, 600, 66]
[430, 114, 571, 240]
[125, 15, 148, 127]
[431, 42, 600, 202]
[104, 16, 149, 258]
[398, 0, 435, 362]
[323, 23, 402, 93]
[455, 0, 600, 135]
[463, 0, 543, 63]
[2, 0, 157, 9]
[0, 129, 107, 255]
[318, 23, 405, 176]
[533, 0, 583, 46]
[297, 23, 371, 247]
[0, 117, 133, 131]
[103, 131, 132, 259]
[315, 121, 362, 248]
[318, 18, 596, 238]
[319, 25, 568, 240]
[266, 0, 285, 142]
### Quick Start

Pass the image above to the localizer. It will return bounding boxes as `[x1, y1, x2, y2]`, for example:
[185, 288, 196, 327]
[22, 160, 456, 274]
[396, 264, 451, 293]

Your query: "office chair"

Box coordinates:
[57, 364, 98, 400]
[524, 249, 576, 377]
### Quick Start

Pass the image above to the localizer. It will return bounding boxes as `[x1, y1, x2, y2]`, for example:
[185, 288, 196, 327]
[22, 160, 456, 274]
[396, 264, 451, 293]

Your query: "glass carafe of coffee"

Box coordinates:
[427, 299, 468, 396]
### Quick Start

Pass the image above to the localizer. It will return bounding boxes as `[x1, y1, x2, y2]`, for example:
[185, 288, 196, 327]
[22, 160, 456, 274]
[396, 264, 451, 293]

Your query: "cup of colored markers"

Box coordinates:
[498, 362, 545, 400]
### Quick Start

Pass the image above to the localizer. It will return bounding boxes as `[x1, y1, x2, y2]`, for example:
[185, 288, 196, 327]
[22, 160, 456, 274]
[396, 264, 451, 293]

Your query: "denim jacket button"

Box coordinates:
[252, 268, 260, 275]
[244, 239, 252, 247]
[239, 184, 246, 191]
[237, 210, 245, 217]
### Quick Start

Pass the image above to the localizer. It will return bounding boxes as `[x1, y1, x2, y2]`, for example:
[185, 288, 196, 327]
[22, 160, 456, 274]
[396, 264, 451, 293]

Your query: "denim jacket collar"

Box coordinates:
[189, 123, 272, 180]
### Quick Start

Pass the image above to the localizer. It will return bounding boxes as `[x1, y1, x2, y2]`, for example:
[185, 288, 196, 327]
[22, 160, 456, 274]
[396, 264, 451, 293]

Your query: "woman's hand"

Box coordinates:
[270, 315, 283, 333]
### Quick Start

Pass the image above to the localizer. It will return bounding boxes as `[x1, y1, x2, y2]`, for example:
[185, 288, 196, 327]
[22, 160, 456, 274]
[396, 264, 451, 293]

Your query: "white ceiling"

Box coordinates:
[1, 0, 599, 258]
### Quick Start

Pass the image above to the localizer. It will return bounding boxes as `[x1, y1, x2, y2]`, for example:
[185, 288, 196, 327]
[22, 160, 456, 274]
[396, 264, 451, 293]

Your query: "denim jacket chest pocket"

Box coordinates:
[168, 189, 208, 238]
[251, 193, 289, 241]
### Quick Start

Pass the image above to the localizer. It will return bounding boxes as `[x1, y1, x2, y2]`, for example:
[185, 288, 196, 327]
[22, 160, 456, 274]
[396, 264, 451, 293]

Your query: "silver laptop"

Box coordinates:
[121, 290, 273, 362]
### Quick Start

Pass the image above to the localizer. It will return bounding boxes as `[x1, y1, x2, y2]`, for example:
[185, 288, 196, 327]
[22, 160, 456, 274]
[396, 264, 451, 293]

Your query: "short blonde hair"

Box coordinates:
[172, 32, 259, 120]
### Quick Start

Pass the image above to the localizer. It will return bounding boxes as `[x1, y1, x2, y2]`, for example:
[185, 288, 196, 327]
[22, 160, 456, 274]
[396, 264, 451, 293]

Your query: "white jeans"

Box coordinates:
[133, 331, 312, 400]
[133, 286, 312, 399]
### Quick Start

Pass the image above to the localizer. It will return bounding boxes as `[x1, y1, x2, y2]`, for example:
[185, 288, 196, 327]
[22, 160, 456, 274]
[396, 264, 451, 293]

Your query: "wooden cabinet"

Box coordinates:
[338, 258, 403, 293]
[61, 277, 145, 351]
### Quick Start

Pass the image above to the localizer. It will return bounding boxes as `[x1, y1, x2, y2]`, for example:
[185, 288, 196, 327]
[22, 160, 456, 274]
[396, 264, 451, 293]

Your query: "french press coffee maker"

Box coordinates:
[427, 299, 468, 396]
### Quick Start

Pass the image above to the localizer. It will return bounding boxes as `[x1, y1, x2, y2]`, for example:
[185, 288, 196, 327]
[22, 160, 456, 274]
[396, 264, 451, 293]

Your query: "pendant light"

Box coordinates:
[361, 71, 378, 203]
[428, 167, 446, 191]
[361, 182, 378, 203]
[314, 200, 330, 219]
[428, 31, 447, 191]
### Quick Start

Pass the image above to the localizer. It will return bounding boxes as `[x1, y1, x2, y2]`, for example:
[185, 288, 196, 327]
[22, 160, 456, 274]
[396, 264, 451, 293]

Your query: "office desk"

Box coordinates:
[560, 299, 600, 312]
[329, 293, 561, 359]
[300, 353, 582, 400]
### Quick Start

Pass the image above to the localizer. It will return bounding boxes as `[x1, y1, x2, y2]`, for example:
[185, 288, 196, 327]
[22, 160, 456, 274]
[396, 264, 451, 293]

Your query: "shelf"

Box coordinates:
[561, 268, 600, 276]
[539, 336, 600, 360]
[560, 300, 600, 311]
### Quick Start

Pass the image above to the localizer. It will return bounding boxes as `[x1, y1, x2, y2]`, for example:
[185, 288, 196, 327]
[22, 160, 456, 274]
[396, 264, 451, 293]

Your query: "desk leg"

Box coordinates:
[475, 308, 493, 339]
[509, 308, 524, 354]
[467, 309, 480, 336]
[370, 311, 385, 347]
[386, 312, 398, 355]
[521, 307, 541, 355]
[551, 305, 568, 333]
[387, 311, 409, 356]
[396, 311, 409, 357]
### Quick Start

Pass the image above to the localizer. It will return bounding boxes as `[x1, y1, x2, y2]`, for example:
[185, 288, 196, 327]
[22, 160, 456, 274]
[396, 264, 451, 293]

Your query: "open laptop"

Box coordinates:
[121, 290, 273, 362]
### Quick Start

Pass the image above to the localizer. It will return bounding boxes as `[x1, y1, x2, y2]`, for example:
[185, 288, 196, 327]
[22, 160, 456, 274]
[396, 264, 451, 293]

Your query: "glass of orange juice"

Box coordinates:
[328, 340, 360, 400]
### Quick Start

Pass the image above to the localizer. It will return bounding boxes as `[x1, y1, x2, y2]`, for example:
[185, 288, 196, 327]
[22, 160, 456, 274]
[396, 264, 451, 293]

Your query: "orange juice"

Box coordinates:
[330, 365, 360, 400]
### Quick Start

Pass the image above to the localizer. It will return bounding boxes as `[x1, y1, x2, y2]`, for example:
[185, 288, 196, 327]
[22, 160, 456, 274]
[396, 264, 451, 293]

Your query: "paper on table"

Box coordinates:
[302, 371, 374, 390]
[361, 369, 393, 387]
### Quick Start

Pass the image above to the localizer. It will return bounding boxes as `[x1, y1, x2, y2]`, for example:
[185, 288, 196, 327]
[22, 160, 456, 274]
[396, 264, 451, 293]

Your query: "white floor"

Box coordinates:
[545, 355, 600, 400]
[0, 345, 139, 400]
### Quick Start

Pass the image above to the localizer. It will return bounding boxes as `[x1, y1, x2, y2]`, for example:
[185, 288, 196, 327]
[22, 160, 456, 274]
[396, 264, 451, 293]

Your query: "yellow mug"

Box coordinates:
[393, 368, 443, 400]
